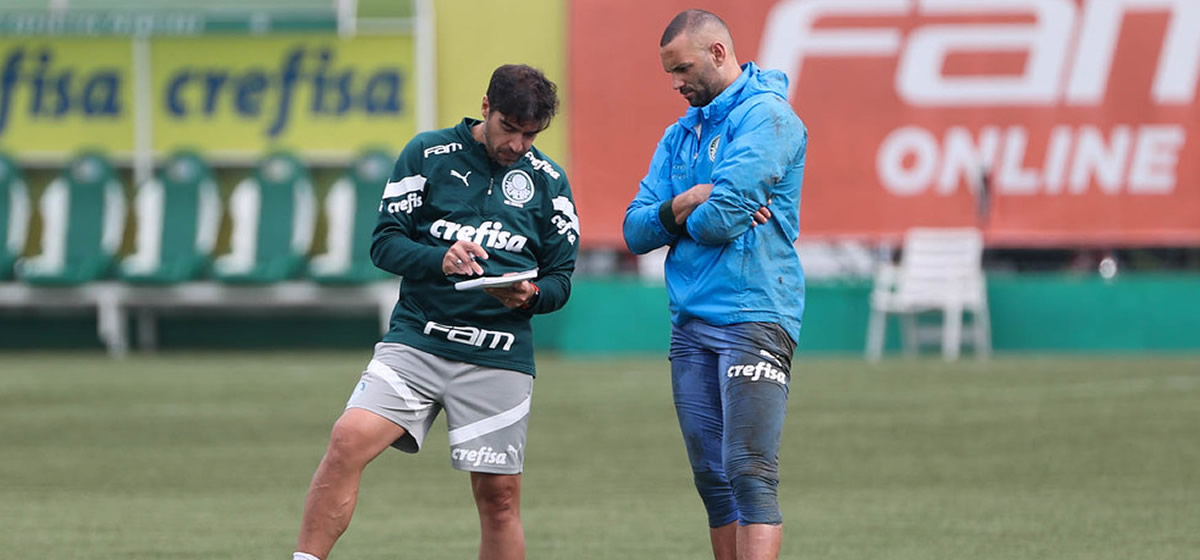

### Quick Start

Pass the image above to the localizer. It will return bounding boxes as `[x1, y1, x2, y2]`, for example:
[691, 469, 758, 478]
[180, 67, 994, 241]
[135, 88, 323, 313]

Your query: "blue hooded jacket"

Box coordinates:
[623, 62, 807, 342]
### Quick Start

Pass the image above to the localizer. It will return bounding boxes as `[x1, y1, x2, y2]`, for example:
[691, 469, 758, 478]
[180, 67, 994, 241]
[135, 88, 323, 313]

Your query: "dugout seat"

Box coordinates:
[0, 154, 31, 280]
[309, 149, 393, 283]
[119, 151, 221, 283]
[212, 152, 315, 283]
[17, 152, 126, 285]
[865, 227, 991, 361]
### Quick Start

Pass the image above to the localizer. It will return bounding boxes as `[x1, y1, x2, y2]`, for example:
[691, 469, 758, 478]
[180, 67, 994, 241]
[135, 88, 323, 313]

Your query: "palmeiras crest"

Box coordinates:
[501, 170, 535, 207]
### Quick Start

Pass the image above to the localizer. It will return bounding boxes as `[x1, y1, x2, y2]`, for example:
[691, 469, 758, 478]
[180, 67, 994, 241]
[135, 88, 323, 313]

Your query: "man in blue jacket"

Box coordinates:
[623, 9, 807, 560]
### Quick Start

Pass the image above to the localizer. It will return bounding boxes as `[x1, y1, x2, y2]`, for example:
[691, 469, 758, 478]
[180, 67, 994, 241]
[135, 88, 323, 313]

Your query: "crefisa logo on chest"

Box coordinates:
[501, 170, 535, 208]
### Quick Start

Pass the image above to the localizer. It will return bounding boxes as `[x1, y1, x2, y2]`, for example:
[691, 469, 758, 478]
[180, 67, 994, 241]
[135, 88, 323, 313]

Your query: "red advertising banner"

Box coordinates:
[569, 0, 1200, 247]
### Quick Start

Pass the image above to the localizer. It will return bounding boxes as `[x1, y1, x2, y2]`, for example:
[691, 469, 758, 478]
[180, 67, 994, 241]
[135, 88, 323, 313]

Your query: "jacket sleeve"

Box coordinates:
[686, 103, 807, 245]
[623, 129, 682, 255]
[370, 137, 446, 280]
[528, 177, 579, 315]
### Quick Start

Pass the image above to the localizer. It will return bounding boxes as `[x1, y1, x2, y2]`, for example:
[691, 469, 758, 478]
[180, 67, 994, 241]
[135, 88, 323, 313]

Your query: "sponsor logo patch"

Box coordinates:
[428, 219, 528, 253]
[384, 191, 422, 214]
[424, 142, 463, 158]
[551, 196, 580, 245]
[726, 359, 788, 385]
[450, 169, 471, 186]
[524, 151, 561, 179]
[424, 321, 516, 351]
[382, 175, 426, 214]
[451, 445, 511, 467]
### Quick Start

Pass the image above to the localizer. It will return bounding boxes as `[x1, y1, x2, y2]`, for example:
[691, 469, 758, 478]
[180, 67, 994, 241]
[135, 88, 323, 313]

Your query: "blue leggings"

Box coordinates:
[669, 320, 795, 527]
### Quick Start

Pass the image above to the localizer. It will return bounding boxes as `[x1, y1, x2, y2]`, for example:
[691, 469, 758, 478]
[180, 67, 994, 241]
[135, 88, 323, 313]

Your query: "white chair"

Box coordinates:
[865, 227, 991, 361]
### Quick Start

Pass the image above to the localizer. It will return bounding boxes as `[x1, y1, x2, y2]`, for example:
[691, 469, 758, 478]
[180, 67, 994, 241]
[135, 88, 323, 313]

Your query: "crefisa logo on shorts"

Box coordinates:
[452, 445, 509, 467]
[726, 360, 788, 385]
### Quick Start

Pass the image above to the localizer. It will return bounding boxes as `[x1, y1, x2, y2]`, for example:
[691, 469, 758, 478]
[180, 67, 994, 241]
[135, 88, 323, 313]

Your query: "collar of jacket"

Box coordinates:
[677, 61, 757, 132]
[455, 117, 510, 170]
[456, 117, 482, 144]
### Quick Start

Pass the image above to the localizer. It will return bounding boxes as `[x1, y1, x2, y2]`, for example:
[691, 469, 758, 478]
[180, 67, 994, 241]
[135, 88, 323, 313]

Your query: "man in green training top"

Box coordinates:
[293, 64, 578, 560]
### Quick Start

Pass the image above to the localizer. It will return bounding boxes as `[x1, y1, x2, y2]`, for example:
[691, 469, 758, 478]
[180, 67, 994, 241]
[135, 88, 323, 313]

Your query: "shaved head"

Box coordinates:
[660, 9, 733, 50]
[658, 10, 741, 107]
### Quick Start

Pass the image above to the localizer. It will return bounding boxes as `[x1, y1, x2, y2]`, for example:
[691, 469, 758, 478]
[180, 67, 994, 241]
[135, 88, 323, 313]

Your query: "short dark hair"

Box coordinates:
[660, 9, 728, 47]
[486, 64, 559, 128]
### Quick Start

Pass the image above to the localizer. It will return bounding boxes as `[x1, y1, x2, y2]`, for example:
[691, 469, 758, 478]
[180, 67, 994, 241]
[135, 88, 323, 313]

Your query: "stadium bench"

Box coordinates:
[309, 149, 395, 284]
[119, 151, 222, 284]
[16, 152, 126, 285]
[0, 149, 406, 355]
[0, 279, 398, 355]
[0, 154, 31, 281]
[213, 152, 317, 284]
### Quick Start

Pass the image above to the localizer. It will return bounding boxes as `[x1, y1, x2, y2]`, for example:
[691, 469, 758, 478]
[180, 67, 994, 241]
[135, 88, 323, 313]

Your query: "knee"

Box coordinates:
[324, 420, 379, 470]
[473, 477, 520, 522]
[726, 456, 781, 525]
[693, 470, 738, 528]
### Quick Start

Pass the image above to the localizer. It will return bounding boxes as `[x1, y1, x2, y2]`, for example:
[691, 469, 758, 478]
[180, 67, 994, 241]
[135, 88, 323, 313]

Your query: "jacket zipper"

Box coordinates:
[484, 175, 496, 214]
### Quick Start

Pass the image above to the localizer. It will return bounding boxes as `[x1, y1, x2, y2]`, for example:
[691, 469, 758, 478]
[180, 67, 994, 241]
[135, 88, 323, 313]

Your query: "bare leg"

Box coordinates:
[296, 408, 406, 559]
[709, 521, 737, 560]
[737, 523, 782, 560]
[471, 472, 524, 560]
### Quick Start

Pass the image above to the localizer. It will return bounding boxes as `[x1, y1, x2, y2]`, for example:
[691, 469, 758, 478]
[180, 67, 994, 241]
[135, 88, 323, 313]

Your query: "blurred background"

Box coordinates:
[2, 2, 1198, 559]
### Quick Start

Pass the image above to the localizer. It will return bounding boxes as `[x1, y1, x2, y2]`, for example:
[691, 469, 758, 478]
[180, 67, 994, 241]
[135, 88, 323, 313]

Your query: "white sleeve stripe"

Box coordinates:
[382, 175, 427, 199]
[552, 196, 580, 234]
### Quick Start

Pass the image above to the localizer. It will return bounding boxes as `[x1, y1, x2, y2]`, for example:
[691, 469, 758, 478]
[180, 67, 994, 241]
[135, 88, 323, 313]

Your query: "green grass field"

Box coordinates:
[2, 352, 1198, 559]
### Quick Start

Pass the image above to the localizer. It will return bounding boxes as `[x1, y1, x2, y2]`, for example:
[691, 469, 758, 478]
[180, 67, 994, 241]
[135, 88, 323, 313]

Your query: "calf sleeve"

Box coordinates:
[726, 453, 782, 525]
[692, 469, 739, 528]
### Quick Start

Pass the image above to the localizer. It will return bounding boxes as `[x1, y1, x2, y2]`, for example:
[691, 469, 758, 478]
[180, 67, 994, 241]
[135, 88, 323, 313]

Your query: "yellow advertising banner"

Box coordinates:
[0, 38, 135, 154]
[0, 34, 415, 157]
[153, 35, 415, 155]
[432, 0, 567, 167]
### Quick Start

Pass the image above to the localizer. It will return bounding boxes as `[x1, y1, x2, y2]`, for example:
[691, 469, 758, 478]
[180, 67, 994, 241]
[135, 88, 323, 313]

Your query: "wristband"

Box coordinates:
[519, 283, 540, 310]
[658, 200, 685, 235]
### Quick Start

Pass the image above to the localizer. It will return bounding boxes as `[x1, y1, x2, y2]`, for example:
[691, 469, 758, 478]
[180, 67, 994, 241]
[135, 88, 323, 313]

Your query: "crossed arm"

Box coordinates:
[625, 108, 794, 253]
[668, 183, 771, 233]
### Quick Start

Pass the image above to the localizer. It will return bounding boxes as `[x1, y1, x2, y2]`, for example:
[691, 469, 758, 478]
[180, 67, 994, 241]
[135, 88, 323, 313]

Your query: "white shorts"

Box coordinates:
[346, 342, 533, 474]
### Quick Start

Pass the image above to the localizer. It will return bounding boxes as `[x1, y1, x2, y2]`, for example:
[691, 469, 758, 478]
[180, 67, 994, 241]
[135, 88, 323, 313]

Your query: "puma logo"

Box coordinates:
[759, 349, 781, 366]
[450, 169, 471, 186]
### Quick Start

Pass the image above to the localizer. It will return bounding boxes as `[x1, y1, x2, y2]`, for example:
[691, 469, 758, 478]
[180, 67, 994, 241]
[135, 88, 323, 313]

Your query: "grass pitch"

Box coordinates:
[1, 352, 1197, 559]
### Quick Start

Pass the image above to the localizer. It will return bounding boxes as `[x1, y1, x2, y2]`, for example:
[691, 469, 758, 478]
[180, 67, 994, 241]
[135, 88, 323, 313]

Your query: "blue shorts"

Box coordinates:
[668, 319, 796, 526]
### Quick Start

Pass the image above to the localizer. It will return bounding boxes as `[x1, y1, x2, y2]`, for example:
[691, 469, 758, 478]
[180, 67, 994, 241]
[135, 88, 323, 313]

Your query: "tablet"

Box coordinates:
[453, 268, 538, 291]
